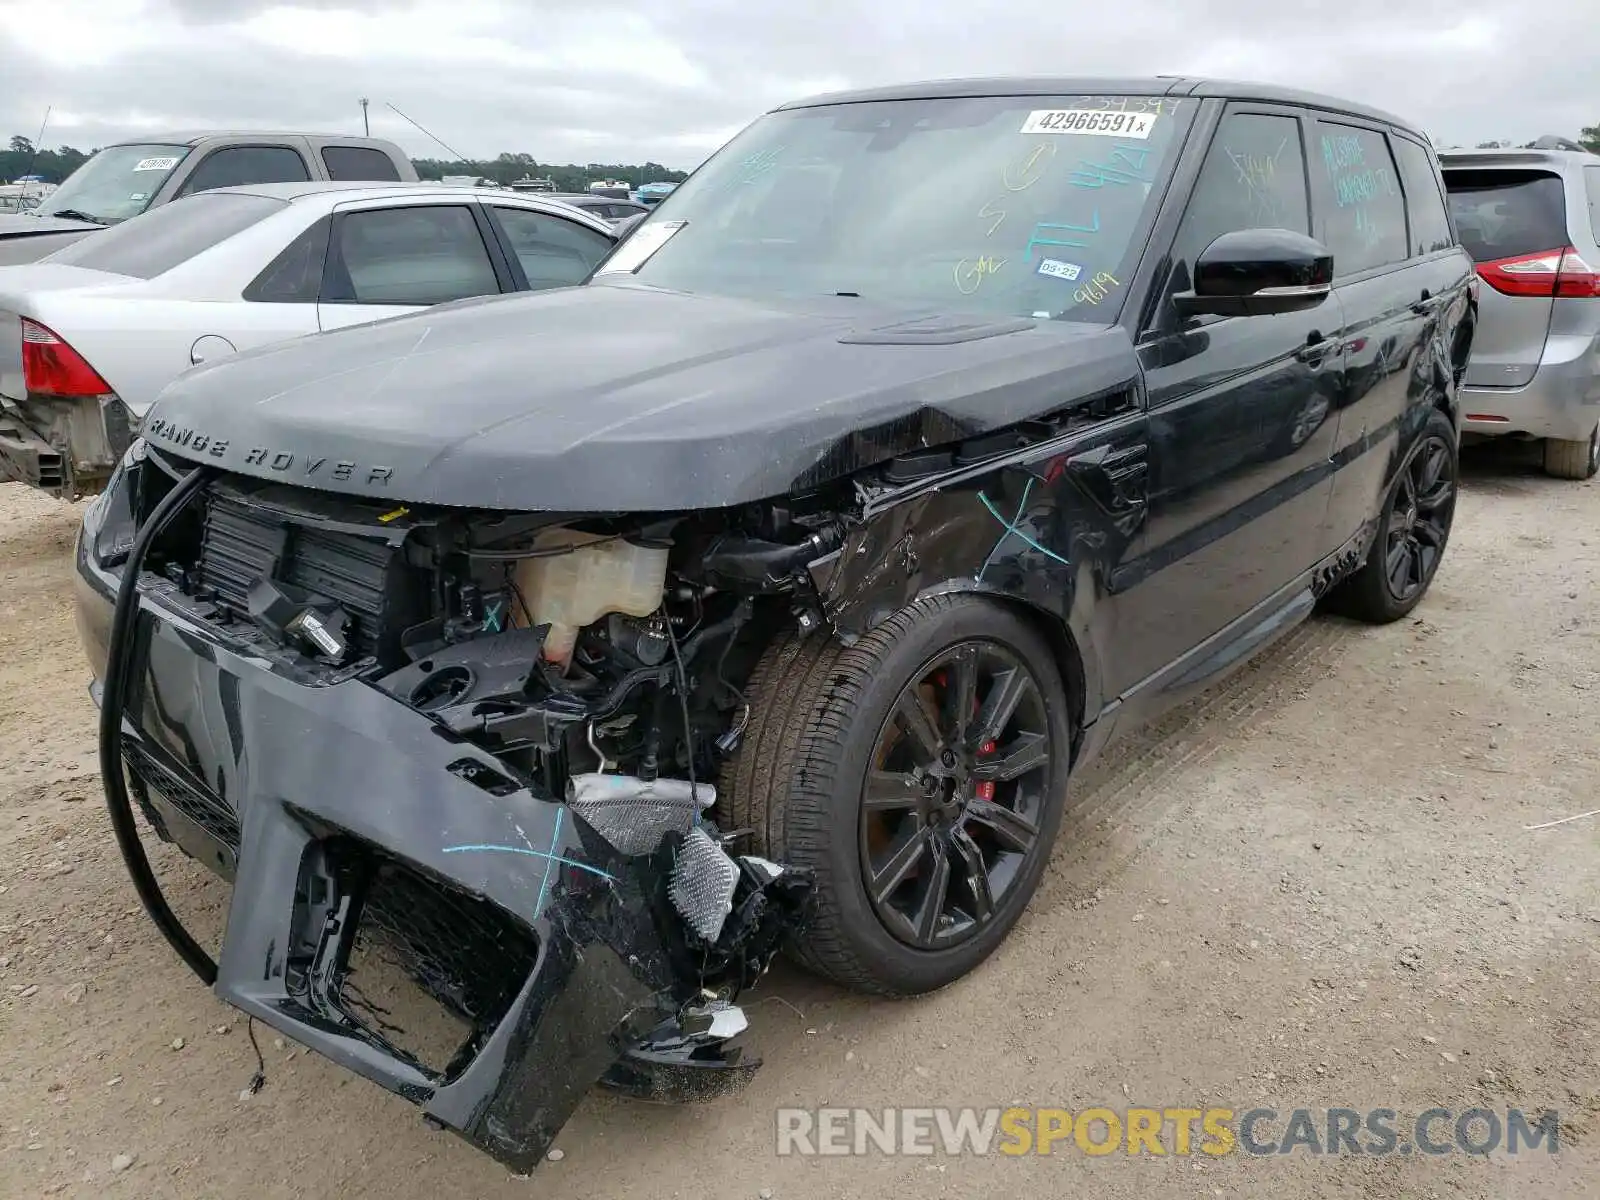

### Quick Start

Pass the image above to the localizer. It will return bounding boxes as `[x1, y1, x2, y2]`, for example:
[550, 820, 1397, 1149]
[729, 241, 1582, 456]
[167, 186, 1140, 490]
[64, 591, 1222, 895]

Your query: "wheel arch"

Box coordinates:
[833, 577, 1091, 763]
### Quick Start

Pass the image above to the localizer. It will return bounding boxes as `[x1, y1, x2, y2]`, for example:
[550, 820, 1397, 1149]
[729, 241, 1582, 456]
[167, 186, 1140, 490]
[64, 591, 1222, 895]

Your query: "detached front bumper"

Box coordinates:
[74, 508, 795, 1172]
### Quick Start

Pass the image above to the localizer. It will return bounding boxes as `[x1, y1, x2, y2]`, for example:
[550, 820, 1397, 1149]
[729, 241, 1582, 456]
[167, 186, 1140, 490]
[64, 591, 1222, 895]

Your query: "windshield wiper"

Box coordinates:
[42, 209, 106, 226]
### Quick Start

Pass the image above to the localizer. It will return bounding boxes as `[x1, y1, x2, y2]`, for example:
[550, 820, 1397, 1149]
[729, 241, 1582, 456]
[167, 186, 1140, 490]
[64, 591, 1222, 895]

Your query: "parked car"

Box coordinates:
[0, 132, 418, 267]
[75, 76, 1472, 1173]
[0, 182, 617, 496]
[1440, 145, 1600, 478]
[546, 191, 651, 224]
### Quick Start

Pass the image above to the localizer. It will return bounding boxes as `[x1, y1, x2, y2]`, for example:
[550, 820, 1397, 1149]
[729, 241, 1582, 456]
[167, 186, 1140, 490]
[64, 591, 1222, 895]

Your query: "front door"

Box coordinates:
[1111, 104, 1345, 696]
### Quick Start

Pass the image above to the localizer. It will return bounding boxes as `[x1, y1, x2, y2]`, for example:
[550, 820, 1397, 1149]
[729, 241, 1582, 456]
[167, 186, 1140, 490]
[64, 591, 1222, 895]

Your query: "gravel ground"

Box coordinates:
[1, 443, 1597, 1199]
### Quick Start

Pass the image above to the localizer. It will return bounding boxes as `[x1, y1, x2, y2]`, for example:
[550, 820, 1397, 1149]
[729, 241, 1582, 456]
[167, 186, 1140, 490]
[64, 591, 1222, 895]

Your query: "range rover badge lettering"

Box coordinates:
[140, 419, 390, 485]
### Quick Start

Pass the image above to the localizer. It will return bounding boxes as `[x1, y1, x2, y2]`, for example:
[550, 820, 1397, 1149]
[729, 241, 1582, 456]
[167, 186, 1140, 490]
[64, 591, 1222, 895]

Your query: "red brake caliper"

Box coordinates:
[976, 740, 996, 802]
[940, 669, 997, 801]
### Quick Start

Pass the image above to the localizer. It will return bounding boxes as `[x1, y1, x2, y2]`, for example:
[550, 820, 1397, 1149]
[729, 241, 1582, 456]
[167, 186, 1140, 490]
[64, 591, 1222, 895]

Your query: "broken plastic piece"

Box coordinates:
[600, 999, 761, 1103]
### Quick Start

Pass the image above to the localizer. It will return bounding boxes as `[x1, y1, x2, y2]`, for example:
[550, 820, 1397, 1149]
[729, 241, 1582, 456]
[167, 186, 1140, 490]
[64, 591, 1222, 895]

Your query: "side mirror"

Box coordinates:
[1174, 228, 1334, 318]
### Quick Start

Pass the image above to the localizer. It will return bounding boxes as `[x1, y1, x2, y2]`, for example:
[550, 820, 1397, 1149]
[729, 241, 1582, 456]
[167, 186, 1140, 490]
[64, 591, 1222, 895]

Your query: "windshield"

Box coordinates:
[34, 143, 191, 225]
[604, 94, 1192, 320]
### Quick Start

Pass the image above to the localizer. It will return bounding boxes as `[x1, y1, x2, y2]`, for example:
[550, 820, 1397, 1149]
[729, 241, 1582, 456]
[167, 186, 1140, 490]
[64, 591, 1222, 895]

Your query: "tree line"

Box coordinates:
[9, 125, 1600, 189]
[1466, 126, 1600, 151]
[1, 136, 690, 190]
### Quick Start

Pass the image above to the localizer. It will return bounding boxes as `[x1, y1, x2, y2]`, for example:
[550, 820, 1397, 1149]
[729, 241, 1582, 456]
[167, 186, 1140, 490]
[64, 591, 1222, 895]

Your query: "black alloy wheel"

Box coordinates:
[1325, 407, 1459, 624]
[858, 642, 1052, 950]
[718, 593, 1074, 996]
[1382, 431, 1455, 605]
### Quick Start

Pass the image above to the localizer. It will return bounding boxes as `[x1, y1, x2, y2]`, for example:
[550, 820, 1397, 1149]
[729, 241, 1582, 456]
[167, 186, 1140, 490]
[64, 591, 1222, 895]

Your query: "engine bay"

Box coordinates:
[100, 450, 859, 1001]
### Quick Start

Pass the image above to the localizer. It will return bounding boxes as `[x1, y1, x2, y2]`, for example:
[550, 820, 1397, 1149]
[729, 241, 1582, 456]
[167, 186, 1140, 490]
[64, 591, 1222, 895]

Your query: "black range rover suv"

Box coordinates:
[74, 77, 1474, 1171]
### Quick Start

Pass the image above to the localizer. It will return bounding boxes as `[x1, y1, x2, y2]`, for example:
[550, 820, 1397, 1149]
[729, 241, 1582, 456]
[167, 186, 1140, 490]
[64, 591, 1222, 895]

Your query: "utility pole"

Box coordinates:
[360, 98, 370, 137]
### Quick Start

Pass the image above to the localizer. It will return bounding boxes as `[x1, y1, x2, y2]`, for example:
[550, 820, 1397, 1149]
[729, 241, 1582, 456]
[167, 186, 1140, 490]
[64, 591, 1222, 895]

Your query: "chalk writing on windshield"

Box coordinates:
[954, 254, 1008, 294]
[1069, 144, 1152, 189]
[732, 146, 785, 186]
[1024, 212, 1100, 260]
[1086, 95, 1184, 116]
[1074, 270, 1120, 306]
[979, 198, 1006, 235]
[1004, 141, 1056, 191]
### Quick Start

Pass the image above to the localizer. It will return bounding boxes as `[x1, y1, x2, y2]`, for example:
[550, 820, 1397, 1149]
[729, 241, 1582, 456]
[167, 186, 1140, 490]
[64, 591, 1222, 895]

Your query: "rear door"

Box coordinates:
[1441, 164, 1567, 387]
[315, 200, 515, 331]
[1309, 119, 1435, 554]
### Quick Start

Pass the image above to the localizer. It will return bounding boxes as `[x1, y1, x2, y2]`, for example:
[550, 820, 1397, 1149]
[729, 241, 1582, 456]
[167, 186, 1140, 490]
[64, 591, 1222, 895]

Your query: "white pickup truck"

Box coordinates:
[0, 132, 417, 265]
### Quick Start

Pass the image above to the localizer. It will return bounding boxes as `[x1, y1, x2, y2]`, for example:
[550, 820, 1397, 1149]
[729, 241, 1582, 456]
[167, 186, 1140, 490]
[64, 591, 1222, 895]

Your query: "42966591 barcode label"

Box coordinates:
[1020, 109, 1156, 138]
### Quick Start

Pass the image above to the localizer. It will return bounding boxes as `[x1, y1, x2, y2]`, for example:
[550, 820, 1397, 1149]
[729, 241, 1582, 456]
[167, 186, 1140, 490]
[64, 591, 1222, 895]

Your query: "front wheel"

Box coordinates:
[719, 595, 1073, 996]
[1325, 408, 1458, 624]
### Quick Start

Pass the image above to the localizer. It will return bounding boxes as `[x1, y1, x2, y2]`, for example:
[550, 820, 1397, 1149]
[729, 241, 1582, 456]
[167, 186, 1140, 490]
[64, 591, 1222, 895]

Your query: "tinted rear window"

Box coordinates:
[1443, 169, 1567, 262]
[42, 192, 287, 279]
[322, 146, 403, 182]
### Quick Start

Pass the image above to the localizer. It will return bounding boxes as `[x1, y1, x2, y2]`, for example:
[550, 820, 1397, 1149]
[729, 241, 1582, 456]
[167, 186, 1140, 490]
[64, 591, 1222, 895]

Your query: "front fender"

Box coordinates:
[813, 442, 1146, 736]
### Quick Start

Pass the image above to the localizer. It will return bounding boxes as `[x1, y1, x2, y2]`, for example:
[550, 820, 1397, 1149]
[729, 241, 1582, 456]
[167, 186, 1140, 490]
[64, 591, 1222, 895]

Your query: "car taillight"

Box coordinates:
[1555, 248, 1600, 297]
[1475, 246, 1600, 299]
[20, 318, 114, 397]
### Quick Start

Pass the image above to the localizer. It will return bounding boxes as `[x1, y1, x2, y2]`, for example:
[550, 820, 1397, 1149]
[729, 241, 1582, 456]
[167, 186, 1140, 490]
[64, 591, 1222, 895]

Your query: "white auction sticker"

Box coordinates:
[1020, 109, 1156, 138]
[595, 219, 687, 275]
[133, 156, 181, 172]
[1036, 258, 1082, 282]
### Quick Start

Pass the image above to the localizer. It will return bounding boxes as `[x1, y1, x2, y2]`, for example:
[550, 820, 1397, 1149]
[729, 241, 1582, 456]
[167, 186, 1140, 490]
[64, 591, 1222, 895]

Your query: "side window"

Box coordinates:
[491, 208, 614, 288]
[1390, 136, 1455, 256]
[325, 205, 500, 306]
[321, 146, 403, 183]
[1585, 166, 1600, 243]
[244, 216, 331, 303]
[178, 146, 311, 196]
[1172, 112, 1310, 278]
[1310, 122, 1408, 276]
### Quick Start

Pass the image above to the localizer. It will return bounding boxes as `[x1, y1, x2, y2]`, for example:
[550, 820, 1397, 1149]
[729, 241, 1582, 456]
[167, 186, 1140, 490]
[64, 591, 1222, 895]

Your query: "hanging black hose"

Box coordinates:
[97, 464, 219, 986]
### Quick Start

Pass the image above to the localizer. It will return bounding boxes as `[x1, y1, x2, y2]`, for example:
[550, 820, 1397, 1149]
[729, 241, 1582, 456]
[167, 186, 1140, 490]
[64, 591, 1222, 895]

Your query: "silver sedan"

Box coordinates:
[0, 181, 620, 497]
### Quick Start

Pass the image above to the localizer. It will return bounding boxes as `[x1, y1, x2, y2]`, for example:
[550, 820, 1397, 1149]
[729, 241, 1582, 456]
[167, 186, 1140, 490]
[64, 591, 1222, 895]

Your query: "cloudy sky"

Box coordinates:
[1, 0, 1596, 169]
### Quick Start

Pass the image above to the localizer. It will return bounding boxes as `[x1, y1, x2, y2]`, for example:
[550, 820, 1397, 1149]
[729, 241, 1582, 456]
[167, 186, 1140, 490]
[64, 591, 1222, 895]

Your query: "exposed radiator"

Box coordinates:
[195, 488, 411, 663]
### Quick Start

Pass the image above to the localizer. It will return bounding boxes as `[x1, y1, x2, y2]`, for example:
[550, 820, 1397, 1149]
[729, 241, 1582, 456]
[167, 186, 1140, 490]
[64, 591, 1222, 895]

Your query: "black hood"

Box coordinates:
[143, 283, 1137, 512]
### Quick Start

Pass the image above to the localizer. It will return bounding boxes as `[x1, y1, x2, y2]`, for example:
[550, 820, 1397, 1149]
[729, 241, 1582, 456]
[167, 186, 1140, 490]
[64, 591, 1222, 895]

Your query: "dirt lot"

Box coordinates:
[1, 445, 1598, 1199]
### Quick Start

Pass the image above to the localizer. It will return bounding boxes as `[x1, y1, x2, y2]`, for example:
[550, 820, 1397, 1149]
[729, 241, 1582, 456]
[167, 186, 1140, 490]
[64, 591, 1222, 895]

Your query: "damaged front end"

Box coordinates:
[76, 447, 837, 1172]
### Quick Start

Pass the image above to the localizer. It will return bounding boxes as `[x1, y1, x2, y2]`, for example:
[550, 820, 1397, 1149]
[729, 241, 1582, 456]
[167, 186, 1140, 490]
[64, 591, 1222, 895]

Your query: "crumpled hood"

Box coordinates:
[142, 282, 1137, 511]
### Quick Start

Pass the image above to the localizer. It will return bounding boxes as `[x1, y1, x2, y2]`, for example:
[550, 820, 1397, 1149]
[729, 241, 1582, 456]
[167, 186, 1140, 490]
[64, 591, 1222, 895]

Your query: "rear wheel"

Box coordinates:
[719, 594, 1073, 996]
[1325, 408, 1457, 624]
[1543, 423, 1600, 481]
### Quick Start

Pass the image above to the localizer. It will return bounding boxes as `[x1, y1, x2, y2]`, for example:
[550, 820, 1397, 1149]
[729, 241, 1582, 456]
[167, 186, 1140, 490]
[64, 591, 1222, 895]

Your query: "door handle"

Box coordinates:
[1411, 289, 1438, 315]
[1295, 334, 1336, 366]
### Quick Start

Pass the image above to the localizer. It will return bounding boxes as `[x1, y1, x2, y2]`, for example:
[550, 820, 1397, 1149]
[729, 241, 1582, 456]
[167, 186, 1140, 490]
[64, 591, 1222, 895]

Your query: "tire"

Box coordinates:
[1542, 423, 1600, 481]
[719, 594, 1073, 997]
[1325, 408, 1458, 624]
